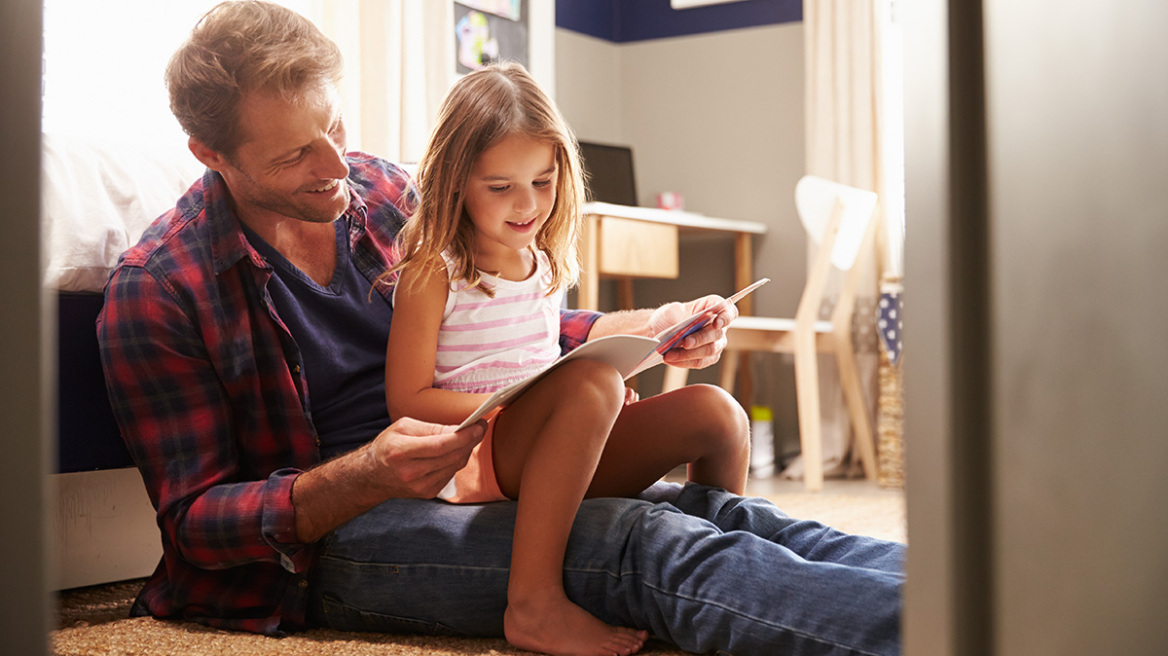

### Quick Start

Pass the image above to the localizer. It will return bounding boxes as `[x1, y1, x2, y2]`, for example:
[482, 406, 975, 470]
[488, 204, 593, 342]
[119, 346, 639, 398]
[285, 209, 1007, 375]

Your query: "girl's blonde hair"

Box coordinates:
[389, 62, 584, 296]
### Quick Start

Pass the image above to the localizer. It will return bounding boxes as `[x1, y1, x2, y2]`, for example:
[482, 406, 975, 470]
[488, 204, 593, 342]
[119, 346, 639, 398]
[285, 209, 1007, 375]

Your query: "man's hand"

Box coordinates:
[624, 387, 640, 405]
[648, 295, 737, 370]
[293, 417, 485, 543]
[367, 417, 485, 499]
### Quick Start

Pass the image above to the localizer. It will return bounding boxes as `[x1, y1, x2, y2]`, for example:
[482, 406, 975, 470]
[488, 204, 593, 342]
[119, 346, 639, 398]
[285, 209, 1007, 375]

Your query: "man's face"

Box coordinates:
[216, 84, 351, 228]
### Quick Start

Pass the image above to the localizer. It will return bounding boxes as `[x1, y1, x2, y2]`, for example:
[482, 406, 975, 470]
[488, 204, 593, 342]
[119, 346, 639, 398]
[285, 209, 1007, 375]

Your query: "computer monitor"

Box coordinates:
[577, 141, 638, 206]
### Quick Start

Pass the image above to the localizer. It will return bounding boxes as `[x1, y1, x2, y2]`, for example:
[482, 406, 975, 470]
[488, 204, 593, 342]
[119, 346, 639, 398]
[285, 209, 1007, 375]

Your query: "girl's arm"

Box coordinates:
[385, 260, 492, 424]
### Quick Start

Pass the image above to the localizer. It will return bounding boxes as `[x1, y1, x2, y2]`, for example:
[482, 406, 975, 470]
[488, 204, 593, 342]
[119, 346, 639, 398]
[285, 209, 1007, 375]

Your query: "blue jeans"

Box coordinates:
[307, 482, 905, 655]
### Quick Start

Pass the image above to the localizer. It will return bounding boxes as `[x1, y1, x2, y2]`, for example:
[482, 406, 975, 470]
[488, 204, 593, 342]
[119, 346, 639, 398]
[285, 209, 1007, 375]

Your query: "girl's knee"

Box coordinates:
[554, 359, 625, 411]
[682, 384, 750, 445]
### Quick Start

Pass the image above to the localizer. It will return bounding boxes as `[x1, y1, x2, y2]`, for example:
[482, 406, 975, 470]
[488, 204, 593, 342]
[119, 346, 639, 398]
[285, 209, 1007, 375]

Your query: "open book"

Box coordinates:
[455, 277, 769, 430]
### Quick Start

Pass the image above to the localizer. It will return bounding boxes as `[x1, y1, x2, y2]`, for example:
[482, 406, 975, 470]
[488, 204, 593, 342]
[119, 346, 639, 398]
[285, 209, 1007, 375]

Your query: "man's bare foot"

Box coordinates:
[504, 589, 647, 656]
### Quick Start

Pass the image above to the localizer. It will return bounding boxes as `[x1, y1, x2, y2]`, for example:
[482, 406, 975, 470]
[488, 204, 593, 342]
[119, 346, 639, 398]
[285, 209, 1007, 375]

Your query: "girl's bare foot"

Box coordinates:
[504, 589, 647, 656]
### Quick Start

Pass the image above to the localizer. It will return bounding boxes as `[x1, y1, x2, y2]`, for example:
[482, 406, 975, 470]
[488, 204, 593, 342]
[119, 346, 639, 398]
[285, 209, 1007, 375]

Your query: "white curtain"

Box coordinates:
[783, 0, 904, 480]
[41, 0, 452, 164]
[306, 0, 454, 163]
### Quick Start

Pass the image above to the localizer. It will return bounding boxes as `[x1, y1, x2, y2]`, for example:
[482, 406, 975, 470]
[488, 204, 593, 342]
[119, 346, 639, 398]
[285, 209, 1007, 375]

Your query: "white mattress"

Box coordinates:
[41, 133, 205, 292]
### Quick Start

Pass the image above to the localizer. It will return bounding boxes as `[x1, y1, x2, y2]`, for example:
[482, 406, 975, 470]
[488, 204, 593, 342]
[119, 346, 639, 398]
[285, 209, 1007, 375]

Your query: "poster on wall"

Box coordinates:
[455, 0, 528, 74]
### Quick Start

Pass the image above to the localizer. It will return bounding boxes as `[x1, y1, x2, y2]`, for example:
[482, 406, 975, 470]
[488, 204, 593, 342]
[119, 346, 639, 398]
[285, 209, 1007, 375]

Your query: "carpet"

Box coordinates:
[53, 480, 905, 655]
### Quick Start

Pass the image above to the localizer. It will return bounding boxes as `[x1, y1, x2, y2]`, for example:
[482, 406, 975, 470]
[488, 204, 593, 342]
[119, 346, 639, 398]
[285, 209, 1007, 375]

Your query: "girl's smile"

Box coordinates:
[507, 216, 539, 232]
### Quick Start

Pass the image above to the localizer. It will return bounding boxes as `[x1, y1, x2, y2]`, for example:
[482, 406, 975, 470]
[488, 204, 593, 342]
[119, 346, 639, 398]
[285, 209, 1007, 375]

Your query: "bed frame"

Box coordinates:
[53, 291, 161, 590]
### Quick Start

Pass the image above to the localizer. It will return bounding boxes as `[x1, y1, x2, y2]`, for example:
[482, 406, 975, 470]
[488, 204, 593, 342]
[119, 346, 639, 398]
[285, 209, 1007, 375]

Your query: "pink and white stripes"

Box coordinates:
[430, 251, 562, 394]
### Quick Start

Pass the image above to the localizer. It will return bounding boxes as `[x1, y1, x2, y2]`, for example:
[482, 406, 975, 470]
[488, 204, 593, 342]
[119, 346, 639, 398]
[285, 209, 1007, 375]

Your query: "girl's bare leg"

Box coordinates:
[586, 383, 751, 499]
[491, 359, 648, 656]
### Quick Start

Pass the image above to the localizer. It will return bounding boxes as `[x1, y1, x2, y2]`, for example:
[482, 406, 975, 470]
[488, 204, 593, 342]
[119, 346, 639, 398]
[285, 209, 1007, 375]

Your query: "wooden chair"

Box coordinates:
[662, 175, 880, 491]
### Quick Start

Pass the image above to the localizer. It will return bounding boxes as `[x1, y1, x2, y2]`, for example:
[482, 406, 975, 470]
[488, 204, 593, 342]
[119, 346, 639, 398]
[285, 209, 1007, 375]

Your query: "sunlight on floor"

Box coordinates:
[665, 472, 907, 543]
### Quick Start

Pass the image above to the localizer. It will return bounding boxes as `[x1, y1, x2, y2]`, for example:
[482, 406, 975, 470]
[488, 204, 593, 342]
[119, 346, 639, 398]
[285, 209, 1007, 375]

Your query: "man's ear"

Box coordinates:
[188, 136, 228, 172]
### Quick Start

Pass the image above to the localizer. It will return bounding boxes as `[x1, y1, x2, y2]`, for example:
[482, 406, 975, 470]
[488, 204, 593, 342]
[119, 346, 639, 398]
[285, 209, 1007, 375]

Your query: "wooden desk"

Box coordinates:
[578, 202, 768, 315]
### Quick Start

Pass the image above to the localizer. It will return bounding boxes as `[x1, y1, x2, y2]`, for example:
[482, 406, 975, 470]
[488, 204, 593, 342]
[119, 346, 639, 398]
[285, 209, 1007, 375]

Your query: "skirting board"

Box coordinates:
[51, 467, 160, 590]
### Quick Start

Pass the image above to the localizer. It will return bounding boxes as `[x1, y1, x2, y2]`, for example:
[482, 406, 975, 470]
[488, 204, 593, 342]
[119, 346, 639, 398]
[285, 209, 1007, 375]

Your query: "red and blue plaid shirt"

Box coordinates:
[97, 152, 600, 634]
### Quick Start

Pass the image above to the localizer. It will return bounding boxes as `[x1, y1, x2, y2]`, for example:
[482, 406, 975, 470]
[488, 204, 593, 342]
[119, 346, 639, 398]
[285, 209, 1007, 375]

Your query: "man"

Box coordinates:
[98, 2, 905, 654]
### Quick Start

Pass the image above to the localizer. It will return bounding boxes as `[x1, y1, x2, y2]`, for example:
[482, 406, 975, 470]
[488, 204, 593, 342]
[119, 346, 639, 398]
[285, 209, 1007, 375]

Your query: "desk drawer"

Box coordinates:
[597, 216, 679, 278]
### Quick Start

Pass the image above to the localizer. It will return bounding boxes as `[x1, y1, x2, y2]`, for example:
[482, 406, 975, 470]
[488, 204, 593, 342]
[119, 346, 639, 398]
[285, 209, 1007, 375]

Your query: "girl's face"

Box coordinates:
[462, 132, 558, 275]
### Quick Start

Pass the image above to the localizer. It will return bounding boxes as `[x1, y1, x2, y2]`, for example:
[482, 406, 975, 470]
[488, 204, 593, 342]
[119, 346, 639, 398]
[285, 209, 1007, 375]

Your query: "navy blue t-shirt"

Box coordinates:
[243, 220, 394, 460]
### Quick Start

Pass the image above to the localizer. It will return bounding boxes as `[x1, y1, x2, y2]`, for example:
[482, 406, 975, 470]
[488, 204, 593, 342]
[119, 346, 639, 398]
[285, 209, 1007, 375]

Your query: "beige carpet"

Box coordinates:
[52, 479, 905, 656]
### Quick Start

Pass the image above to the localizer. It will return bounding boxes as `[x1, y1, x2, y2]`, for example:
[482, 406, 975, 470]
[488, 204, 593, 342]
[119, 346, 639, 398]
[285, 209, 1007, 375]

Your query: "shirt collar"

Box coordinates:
[342, 183, 369, 250]
[203, 169, 267, 276]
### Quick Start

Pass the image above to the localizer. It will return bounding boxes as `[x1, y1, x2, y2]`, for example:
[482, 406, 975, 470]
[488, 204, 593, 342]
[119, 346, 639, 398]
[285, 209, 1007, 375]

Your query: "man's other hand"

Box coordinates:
[649, 295, 736, 370]
[368, 417, 486, 499]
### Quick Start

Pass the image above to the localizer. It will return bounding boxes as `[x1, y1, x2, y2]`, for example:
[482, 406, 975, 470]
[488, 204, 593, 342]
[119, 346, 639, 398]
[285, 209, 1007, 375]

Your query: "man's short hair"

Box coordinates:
[166, 0, 343, 156]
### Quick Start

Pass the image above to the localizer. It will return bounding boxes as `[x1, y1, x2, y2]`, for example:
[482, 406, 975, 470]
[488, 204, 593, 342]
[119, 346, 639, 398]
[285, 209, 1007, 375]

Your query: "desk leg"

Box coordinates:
[615, 278, 638, 392]
[617, 278, 635, 310]
[733, 233, 754, 405]
[579, 215, 599, 310]
[734, 233, 754, 315]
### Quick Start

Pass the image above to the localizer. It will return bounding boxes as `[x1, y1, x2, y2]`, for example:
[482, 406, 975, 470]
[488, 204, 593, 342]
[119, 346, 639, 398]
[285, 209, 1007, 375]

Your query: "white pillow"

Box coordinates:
[41, 133, 205, 292]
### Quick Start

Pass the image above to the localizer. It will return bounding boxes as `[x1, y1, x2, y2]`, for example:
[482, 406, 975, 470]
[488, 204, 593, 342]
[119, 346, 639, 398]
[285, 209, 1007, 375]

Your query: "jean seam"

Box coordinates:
[564, 564, 883, 656]
[318, 555, 510, 575]
[317, 593, 460, 636]
[635, 575, 885, 656]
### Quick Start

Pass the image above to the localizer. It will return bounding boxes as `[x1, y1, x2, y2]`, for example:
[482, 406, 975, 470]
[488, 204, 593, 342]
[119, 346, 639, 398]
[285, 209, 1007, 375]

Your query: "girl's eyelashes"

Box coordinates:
[487, 179, 552, 193]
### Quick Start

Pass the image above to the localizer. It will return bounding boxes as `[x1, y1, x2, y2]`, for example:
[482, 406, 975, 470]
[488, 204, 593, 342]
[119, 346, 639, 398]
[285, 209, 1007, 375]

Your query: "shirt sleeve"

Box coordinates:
[558, 308, 602, 355]
[98, 265, 311, 572]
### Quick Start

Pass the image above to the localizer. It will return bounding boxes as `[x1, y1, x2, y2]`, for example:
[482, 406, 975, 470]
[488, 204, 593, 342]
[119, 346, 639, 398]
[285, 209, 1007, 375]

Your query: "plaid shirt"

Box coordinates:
[97, 153, 600, 634]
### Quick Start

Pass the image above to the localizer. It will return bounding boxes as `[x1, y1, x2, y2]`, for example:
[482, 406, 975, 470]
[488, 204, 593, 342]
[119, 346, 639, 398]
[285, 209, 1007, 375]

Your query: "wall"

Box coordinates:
[1, 0, 50, 652]
[557, 0, 800, 42]
[985, 2, 1168, 653]
[903, 1, 1168, 654]
[555, 13, 807, 447]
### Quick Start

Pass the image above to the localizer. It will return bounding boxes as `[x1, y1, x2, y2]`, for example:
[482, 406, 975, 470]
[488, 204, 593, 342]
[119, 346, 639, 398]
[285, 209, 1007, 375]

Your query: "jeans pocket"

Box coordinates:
[316, 593, 460, 636]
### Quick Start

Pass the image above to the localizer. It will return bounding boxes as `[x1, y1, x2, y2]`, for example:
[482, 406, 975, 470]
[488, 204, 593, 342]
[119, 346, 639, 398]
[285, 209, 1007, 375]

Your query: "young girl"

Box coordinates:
[385, 63, 750, 656]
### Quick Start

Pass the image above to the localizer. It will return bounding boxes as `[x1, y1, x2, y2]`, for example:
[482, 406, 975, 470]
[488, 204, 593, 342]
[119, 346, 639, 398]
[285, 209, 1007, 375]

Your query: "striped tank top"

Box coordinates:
[429, 250, 563, 394]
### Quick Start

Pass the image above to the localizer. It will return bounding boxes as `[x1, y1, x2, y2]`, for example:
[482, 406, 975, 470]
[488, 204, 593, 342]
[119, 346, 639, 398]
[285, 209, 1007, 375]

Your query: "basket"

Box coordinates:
[876, 279, 904, 489]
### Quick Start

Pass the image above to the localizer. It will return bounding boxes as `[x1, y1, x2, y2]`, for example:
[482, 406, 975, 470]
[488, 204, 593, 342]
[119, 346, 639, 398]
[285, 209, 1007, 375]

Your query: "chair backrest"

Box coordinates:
[791, 175, 879, 329]
[794, 175, 878, 271]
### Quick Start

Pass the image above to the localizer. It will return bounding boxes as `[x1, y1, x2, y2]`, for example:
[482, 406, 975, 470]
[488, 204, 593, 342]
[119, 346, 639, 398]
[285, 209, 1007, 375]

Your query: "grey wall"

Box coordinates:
[986, 1, 1168, 653]
[1, 0, 51, 653]
[556, 25, 808, 448]
[904, 1, 1168, 654]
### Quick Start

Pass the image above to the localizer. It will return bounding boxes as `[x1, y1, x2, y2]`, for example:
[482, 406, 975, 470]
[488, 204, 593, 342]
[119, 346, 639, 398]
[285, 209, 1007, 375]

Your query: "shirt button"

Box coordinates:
[298, 579, 309, 589]
[292, 364, 301, 374]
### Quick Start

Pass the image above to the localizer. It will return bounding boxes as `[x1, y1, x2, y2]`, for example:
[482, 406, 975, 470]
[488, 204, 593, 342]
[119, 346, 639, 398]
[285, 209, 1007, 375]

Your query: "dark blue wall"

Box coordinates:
[555, 0, 801, 43]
